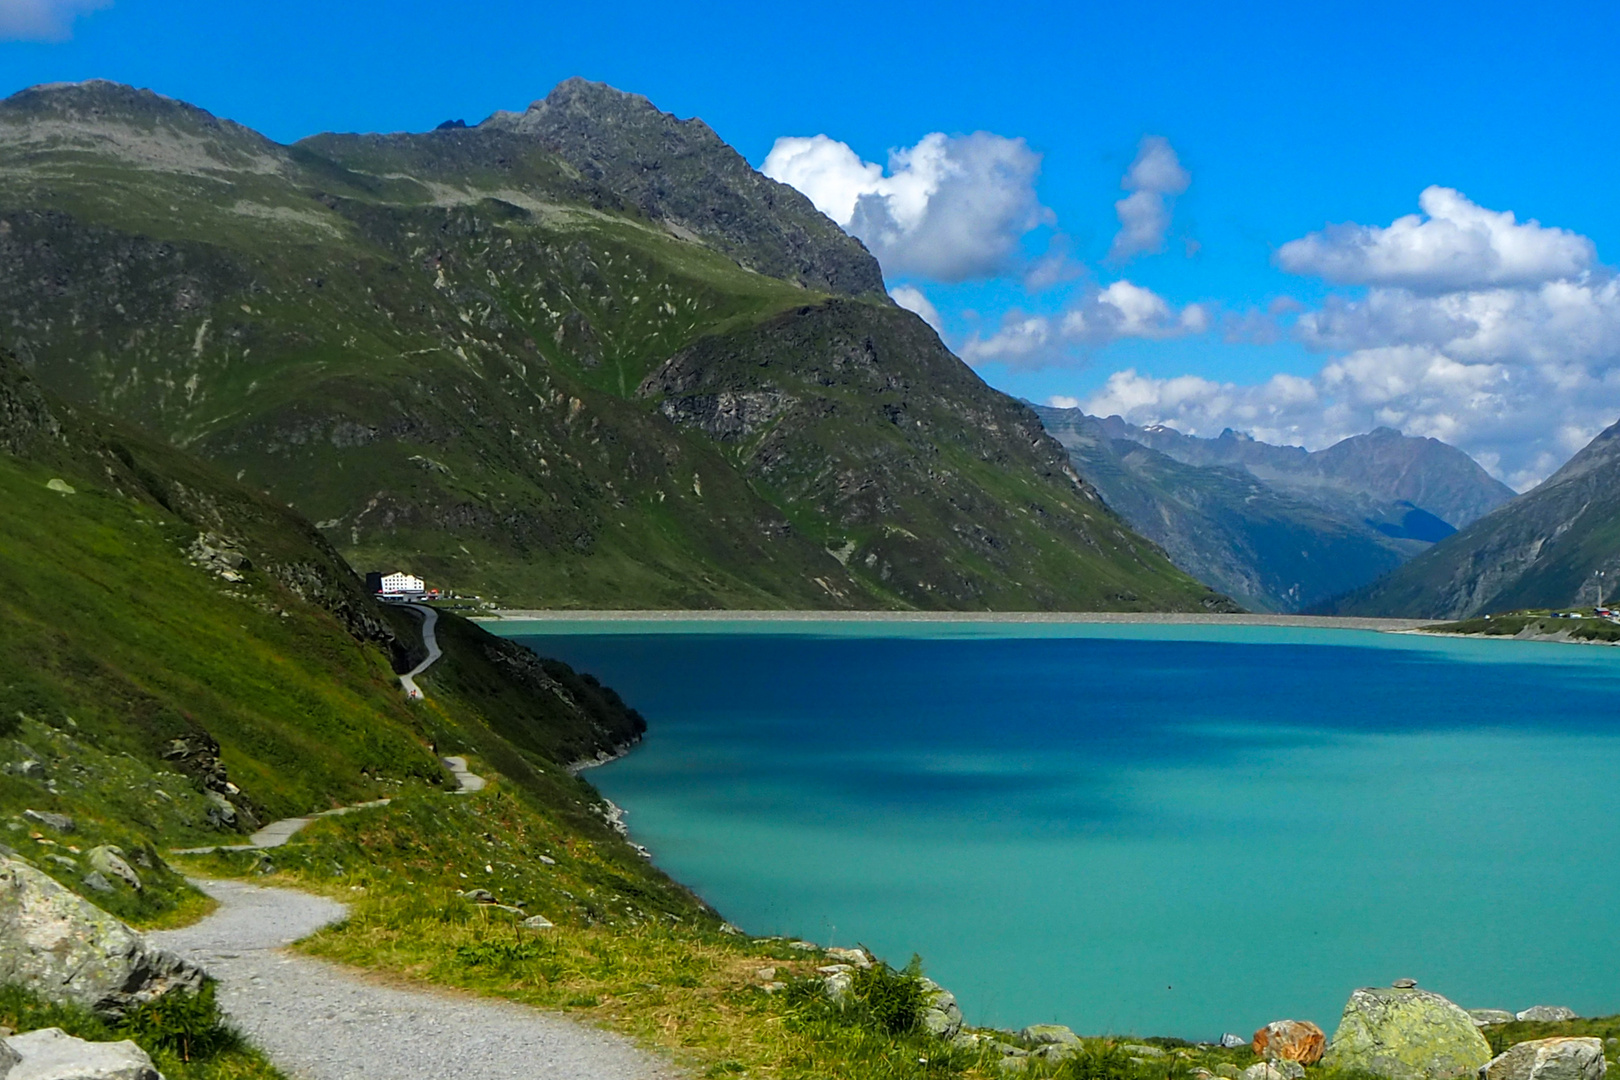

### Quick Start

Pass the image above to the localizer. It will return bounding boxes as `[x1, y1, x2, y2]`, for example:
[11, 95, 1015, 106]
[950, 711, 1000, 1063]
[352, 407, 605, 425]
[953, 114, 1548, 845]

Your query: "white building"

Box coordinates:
[380, 571, 426, 596]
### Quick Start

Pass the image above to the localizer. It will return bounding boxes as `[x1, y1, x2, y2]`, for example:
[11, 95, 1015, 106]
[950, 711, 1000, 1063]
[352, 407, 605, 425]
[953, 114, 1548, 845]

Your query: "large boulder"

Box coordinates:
[1321, 985, 1493, 1080]
[919, 978, 963, 1040]
[1517, 1007, 1580, 1023]
[1255, 1020, 1327, 1064]
[1480, 1038, 1605, 1080]
[6, 1027, 161, 1080]
[1022, 1025, 1081, 1047]
[0, 857, 205, 1018]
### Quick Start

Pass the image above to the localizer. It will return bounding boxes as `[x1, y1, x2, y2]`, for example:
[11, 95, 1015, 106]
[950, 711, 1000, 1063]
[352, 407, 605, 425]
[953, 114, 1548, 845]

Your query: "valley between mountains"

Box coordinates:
[5, 65, 1620, 1080]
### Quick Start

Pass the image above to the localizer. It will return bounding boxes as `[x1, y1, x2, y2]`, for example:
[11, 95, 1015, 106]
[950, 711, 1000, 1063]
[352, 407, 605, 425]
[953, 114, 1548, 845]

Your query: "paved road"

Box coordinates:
[398, 604, 442, 700]
[151, 879, 679, 1080]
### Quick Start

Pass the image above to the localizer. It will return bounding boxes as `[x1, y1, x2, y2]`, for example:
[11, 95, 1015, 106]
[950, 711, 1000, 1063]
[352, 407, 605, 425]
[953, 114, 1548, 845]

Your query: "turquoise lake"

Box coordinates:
[498, 621, 1620, 1039]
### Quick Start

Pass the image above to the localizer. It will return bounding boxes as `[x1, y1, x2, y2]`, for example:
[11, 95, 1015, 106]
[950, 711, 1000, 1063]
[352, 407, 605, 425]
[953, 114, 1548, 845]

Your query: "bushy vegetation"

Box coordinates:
[1421, 610, 1620, 643]
[0, 983, 277, 1080]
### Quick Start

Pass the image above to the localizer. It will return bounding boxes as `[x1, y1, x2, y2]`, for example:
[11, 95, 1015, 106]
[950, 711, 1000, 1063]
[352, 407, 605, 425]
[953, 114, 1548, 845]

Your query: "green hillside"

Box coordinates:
[0, 78, 1227, 613]
[0, 348, 700, 932]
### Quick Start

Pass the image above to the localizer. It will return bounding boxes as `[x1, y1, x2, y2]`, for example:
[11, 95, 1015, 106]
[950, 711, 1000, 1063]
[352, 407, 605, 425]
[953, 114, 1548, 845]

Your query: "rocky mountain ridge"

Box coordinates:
[1035, 407, 1516, 612]
[1327, 417, 1620, 618]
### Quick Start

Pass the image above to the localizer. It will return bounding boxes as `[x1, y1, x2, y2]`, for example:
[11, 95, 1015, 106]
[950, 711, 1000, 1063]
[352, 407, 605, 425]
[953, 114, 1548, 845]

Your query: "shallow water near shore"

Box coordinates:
[498, 621, 1620, 1038]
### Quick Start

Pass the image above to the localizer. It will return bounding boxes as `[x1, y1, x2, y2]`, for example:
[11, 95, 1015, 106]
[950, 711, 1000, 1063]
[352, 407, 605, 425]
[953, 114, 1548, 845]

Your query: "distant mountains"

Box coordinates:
[1328, 418, 1620, 618]
[0, 78, 1227, 613]
[1035, 407, 1516, 612]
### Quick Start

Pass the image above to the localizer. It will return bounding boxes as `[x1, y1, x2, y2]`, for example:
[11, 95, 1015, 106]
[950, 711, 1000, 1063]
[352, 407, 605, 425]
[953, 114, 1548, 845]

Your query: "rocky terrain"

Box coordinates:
[1329, 418, 1620, 618]
[1035, 407, 1515, 612]
[0, 77, 1224, 613]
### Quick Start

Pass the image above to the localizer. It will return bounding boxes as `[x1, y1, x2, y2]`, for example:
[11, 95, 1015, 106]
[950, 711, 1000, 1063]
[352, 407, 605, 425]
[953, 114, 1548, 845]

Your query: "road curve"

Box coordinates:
[151, 879, 679, 1080]
[399, 603, 443, 700]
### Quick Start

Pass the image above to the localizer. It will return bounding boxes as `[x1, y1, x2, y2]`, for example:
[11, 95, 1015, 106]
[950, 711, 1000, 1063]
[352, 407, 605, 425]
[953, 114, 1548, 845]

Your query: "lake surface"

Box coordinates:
[498, 621, 1620, 1039]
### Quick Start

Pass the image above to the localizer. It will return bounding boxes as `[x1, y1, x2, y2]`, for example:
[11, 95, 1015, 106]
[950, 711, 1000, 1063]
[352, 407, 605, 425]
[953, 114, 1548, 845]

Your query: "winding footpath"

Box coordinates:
[160, 758, 677, 1079]
[397, 603, 442, 701]
[150, 880, 678, 1080]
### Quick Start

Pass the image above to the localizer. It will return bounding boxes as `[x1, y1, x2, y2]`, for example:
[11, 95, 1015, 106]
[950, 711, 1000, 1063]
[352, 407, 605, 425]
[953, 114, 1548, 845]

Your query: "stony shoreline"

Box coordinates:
[478, 610, 1433, 632]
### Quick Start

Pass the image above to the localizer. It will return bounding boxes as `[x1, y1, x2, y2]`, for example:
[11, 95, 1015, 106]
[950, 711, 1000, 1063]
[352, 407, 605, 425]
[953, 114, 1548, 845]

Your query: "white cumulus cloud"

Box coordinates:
[1276, 186, 1595, 293]
[890, 284, 942, 333]
[0, 0, 110, 40]
[763, 131, 1048, 282]
[960, 281, 1208, 367]
[1108, 136, 1190, 263]
[1080, 189, 1620, 490]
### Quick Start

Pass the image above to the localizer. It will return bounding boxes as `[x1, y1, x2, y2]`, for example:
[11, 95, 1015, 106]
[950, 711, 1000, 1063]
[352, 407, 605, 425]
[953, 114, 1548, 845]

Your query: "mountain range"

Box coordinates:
[0, 78, 1227, 613]
[1327, 416, 1620, 618]
[1035, 406, 1516, 612]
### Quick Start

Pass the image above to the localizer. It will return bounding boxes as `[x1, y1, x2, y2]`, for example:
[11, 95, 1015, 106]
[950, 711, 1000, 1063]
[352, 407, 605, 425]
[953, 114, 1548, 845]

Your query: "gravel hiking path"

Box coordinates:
[151, 879, 682, 1080]
[173, 757, 480, 855]
[397, 603, 442, 701]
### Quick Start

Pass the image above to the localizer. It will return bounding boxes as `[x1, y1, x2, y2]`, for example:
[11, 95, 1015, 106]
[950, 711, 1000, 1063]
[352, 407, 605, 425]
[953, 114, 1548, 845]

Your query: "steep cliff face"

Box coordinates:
[1328, 419, 1620, 618]
[0, 78, 1224, 612]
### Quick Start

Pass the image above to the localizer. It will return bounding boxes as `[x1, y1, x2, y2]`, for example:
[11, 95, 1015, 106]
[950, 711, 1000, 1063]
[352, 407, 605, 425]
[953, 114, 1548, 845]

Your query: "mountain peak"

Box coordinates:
[480, 77, 885, 297]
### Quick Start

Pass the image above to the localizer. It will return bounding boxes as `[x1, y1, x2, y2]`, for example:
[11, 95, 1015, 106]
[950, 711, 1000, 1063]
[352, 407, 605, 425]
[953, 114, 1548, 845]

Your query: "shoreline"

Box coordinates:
[477, 609, 1433, 632]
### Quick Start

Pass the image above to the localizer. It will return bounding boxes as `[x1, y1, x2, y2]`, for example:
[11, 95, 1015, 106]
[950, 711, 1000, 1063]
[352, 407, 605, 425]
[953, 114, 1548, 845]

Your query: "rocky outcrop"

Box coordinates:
[1517, 1007, 1580, 1023]
[5, 1027, 161, 1080]
[1471, 1011, 1518, 1027]
[1480, 1038, 1606, 1080]
[1254, 1020, 1326, 1064]
[919, 977, 963, 1040]
[1321, 984, 1493, 1080]
[0, 857, 205, 1019]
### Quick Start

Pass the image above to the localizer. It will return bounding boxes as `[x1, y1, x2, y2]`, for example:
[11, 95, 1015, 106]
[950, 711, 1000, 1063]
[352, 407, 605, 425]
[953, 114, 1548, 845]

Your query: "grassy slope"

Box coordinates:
[0, 81, 1224, 612]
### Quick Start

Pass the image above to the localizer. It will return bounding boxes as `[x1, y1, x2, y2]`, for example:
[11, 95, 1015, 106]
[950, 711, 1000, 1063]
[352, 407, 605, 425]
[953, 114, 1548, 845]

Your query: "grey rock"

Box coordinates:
[1221, 1033, 1250, 1048]
[6, 1027, 160, 1080]
[1394, 979, 1419, 989]
[44, 857, 78, 871]
[1216, 1064, 1241, 1078]
[458, 889, 496, 903]
[1471, 1011, 1518, 1027]
[79, 873, 113, 895]
[1480, 1037, 1605, 1080]
[519, 915, 553, 930]
[1517, 1007, 1580, 1023]
[21, 812, 72, 834]
[754, 967, 776, 982]
[919, 977, 963, 1040]
[1275, 1063, 1306, 1080]
[86, 849, 140, 893]
[1035, 1043, 1079, 1061]
[0, 857, 205, 1018]
[1021, 1024, 1081, 1046]
[1243, 1064, 1287, 1080]
[1322, 985, 1492, 1080]
[1123, 1044, 1167, 1057]
[824, 947, 871, 969]
[822, 970, 853, 1003]
[203, 793, 237, 830]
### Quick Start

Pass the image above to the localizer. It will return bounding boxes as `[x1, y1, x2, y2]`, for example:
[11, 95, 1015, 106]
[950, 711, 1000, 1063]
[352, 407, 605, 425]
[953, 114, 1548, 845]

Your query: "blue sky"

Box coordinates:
[4, 0, 1619, 486]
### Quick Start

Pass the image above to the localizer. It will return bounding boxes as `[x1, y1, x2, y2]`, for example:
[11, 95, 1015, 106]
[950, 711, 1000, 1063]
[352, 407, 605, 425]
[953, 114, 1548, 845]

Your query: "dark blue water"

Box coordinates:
[500, 621, 1620, 1038]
